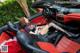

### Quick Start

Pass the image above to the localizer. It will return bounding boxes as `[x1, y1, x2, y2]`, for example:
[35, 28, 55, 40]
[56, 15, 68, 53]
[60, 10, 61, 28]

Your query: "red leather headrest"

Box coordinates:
[64, 13, 80, 23]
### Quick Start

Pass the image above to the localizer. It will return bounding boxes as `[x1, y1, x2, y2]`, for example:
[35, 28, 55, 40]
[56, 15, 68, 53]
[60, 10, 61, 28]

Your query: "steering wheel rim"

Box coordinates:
[7, 21, 48, 53]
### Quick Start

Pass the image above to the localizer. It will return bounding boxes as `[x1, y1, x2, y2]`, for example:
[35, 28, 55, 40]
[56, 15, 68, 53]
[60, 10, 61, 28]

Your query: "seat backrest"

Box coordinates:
[0, 32, 10, 44]
[36, 42, 59, 53]
[56, 36, 80, 53]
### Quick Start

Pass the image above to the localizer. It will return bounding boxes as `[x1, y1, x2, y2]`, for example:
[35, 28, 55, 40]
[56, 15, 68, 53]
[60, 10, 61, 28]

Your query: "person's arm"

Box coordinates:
[19, 17, 30, 25]
[39, 25, 49, 35]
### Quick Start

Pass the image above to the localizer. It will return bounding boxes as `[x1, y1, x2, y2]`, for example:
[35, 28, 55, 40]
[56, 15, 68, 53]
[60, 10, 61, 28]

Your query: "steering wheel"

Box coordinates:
[7, 22, 48, 53]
